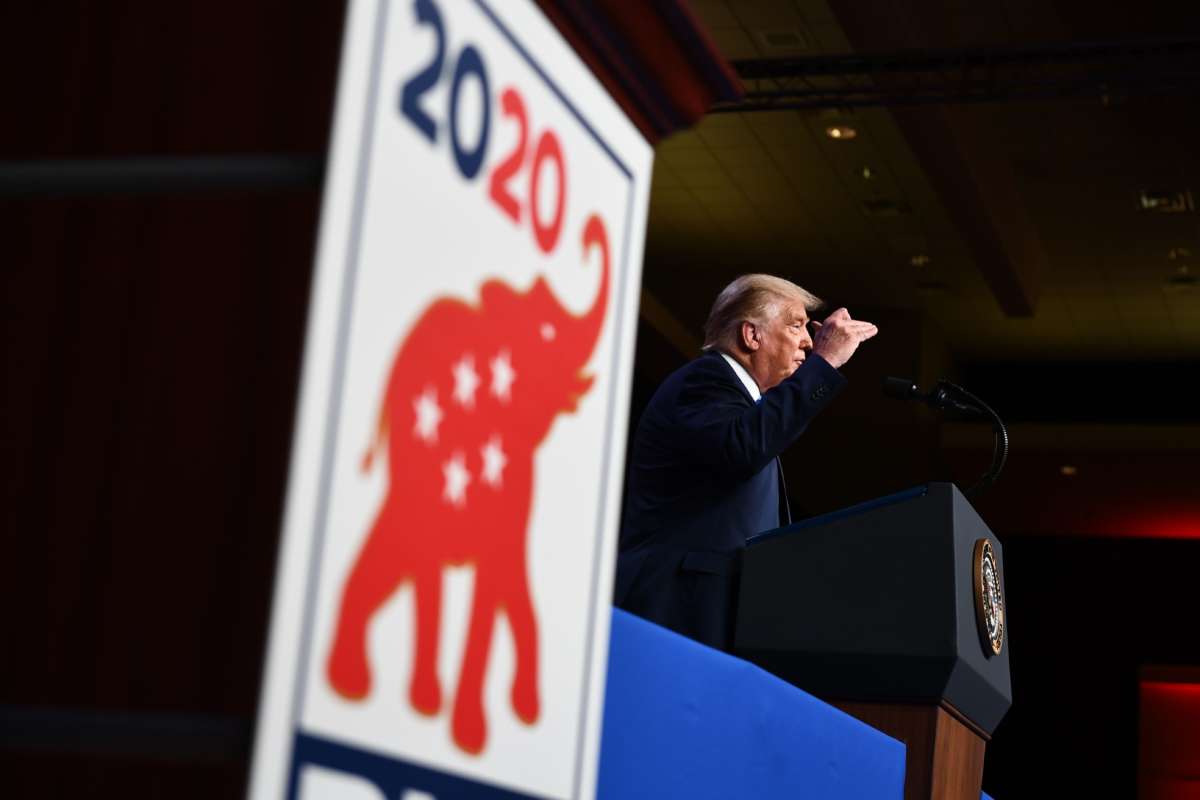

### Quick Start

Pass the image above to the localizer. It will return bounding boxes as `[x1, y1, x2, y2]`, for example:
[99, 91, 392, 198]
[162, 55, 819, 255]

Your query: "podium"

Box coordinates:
[734, 483, 1011, 800]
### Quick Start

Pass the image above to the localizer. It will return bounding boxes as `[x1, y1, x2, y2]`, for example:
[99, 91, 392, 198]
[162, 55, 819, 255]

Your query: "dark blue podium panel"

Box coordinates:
[737, 483, 1012, 735]
[598, 609, 905, 799]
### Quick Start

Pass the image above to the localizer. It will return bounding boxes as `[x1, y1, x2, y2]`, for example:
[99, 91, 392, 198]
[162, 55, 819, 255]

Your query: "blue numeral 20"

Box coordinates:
[399, 0, 492, 180]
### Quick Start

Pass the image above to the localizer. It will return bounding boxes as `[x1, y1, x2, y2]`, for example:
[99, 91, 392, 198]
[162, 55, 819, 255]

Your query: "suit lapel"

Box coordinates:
[708, 350, 756, 406]
[707, 352, 792, 526]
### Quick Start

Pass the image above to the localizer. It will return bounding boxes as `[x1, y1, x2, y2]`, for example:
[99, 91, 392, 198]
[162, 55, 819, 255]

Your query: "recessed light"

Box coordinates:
[826, 125, 857, 140]
[1060, 465, 1078, 476]
[910, 254, 931, 268]
[860, 165, 876, 180]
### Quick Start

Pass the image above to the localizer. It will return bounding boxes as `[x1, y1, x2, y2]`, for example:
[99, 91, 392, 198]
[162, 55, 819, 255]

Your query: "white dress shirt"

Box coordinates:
[719, 352, 761, 403]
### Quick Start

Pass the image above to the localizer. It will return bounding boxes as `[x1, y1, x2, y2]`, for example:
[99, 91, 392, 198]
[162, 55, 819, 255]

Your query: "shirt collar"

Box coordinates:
[718, 351, 761, 402]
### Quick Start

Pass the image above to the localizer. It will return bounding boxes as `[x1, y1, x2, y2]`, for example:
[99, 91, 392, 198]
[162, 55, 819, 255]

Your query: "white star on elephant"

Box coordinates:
[413, 387, 443, 445]
[451, 354, 480, 409]
[490, 350, 516, 403]
[540, 323, 556, 341]
[442, 452, 471, 507]
[480, 435, 508, 488]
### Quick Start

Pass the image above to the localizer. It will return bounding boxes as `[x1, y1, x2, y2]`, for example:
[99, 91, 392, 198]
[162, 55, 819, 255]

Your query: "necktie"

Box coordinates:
[777, 458, 792, 526]
[756, 396, 792, 526]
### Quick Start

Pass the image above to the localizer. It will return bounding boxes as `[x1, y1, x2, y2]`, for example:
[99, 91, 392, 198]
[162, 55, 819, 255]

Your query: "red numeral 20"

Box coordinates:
[488, 88, 567, 255]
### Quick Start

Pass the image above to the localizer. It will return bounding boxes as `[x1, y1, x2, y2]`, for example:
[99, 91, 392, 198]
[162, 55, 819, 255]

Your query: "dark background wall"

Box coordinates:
[3, 1, 343, 794]
[983, 537, 1200, 798]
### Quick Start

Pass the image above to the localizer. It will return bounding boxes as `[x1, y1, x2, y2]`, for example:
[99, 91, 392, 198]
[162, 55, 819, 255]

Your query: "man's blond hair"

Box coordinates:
[701, 274, 823, 351]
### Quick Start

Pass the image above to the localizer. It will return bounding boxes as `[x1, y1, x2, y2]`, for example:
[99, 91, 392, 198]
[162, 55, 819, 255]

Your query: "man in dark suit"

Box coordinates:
[615, 274, 878, 650]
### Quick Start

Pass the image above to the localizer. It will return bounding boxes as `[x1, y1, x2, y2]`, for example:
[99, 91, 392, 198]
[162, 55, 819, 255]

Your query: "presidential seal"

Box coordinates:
[972, 538, 1005, 656]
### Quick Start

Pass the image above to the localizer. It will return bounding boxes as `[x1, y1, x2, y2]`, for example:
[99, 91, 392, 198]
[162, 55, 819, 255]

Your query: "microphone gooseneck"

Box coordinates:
[882, 376, 1009, 500]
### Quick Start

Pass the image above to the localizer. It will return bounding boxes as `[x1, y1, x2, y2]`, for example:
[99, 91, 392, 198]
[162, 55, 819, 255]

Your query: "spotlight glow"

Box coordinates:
[825, 125, 857, 140]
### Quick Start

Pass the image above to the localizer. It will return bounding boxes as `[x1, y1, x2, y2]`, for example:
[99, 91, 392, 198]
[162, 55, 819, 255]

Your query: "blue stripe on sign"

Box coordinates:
[288, 731, 540, 799]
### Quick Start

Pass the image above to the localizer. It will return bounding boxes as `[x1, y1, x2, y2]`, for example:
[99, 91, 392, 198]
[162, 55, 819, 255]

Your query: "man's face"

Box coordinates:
[750, 302, 813, 391]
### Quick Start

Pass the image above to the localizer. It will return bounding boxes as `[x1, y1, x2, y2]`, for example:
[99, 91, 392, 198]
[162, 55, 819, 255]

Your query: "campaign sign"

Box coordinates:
[248, 0, 652, 797]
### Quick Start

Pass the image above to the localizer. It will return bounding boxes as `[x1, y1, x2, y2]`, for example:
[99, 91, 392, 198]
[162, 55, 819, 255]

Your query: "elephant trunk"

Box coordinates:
[569, 214, 611, 363]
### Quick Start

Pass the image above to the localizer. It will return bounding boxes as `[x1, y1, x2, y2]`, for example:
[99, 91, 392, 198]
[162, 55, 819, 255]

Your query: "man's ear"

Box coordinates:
[739, 320, 760, 351]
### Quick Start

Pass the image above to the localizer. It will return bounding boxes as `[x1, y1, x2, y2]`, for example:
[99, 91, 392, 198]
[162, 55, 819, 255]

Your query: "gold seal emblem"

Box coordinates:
[972, 538, 1005, 656]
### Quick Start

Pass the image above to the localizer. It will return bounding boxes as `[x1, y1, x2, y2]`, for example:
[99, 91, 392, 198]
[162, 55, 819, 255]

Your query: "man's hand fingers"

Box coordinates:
[818, 319, 877, 337]
[809, 314, 878, 369]
[849, 321, 878, 339]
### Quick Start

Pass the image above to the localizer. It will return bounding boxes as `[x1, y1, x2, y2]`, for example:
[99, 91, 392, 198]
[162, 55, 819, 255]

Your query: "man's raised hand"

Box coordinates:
[810, 307, 878, 369]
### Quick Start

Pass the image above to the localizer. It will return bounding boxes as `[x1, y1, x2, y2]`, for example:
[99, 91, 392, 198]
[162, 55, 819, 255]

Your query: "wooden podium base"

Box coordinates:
[831, 701, 987, 800]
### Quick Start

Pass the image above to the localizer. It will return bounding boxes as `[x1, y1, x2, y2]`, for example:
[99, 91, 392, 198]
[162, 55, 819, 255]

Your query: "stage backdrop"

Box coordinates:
[248, 0, 652, 797]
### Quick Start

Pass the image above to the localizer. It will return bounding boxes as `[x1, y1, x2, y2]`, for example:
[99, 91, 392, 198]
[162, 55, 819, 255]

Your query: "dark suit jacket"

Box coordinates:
[615, 349, 846, 650]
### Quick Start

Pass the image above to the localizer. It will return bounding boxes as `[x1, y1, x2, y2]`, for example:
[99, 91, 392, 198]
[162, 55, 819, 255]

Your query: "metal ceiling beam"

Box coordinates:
[731, 38, 1200, 77]
[717, 39, 1200, 111]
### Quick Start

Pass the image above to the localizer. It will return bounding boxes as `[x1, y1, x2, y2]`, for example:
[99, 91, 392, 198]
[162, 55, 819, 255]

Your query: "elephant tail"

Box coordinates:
[361, 404, 389, 473]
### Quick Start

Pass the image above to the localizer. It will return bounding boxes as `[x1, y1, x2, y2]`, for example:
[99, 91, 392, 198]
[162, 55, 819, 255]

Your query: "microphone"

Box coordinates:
[882, 376, 1009, 500]
[882, 376, 981, 417]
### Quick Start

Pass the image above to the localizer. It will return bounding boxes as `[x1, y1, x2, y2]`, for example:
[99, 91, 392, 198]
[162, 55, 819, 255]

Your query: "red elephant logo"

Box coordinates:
[326, 215, 611, 754]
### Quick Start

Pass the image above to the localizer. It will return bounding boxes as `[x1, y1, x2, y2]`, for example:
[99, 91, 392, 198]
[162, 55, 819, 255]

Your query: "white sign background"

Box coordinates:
[249, 0, 652, 798]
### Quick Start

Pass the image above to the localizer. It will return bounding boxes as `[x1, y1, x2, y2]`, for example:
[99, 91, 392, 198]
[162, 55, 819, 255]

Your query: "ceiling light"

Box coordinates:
[1060, 465, 1078, 477]
[910, 254, 931, 268]
[826, 125, 857, 140]
[1137, 189, 1193, 213]
[860, 165, 876, 180]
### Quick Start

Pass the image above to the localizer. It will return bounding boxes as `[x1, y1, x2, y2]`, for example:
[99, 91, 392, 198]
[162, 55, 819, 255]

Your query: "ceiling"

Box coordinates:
[641, 0, 1200, 365]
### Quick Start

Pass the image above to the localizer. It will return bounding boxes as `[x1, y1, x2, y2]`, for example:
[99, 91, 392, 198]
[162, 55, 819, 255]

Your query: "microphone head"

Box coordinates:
[882, 376, 919, 401]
